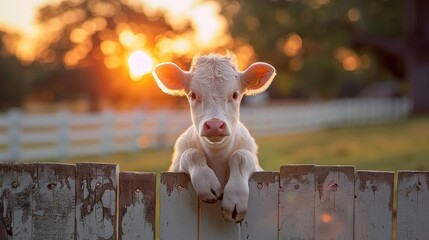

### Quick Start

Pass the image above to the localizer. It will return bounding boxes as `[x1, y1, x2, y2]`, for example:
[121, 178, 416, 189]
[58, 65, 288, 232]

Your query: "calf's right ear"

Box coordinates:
[152, 62, 189, 96]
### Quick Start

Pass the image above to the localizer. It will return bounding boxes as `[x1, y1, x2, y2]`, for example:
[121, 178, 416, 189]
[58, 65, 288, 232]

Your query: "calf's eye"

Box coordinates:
[190, 92, 197, 100]
[232, 92, 239, 100]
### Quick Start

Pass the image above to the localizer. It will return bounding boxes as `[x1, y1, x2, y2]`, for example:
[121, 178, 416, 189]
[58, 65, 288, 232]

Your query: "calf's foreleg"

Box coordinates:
[180, 148, 223, 203]
[221, 149, 260, 223]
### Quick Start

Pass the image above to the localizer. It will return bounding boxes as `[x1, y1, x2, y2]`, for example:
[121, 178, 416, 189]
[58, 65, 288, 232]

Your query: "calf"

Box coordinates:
[152, 54, 276, 223]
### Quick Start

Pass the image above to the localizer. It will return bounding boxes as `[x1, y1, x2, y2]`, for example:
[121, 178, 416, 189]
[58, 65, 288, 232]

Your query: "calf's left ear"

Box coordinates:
[241, 62, 276, 95]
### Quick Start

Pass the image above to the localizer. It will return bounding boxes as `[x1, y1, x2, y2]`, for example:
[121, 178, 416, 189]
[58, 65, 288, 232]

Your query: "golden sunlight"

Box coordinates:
[1, 0, 229, 63]
[128, 50, 153, 80]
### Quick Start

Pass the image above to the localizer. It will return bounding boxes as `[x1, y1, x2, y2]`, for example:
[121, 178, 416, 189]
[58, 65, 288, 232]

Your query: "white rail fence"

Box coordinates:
[1, 163, 428, 239]
[0, 98, 410, 161]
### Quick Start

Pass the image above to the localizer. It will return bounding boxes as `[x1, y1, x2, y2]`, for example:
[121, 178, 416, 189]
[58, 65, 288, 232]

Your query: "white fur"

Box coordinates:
[152, 54, 276, 223]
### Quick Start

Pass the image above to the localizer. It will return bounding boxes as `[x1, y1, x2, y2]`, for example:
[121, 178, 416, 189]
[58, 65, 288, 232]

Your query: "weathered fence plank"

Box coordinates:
[241, 172, 279, 240]
[119, 172, 156, 240]
[75, 163, 119, 240]
[199, 201, 238, 240]
[32, 163, 76, 239]
[2, 163, 429, 239]
[279, 165, 315, 239]
[160, 172, 198, 240]
[315, 166, 355, 240]
[354, 171, 394, 240]
[0, 163, 33, 240]
[397, 171, 429, 240]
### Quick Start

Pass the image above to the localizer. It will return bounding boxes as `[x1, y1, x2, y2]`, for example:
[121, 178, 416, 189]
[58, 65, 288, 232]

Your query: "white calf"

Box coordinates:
[153, 54, 276, 222]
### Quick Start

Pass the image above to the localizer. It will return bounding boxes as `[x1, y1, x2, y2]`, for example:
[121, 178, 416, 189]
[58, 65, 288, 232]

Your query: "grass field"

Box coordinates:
[65, 116, 429, 172]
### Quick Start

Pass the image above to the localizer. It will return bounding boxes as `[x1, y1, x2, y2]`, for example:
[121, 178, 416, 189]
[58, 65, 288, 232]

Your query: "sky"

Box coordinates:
[0, 0, 51, 35]
[0, 0, 230, 65]
[0, 0, 225, 39]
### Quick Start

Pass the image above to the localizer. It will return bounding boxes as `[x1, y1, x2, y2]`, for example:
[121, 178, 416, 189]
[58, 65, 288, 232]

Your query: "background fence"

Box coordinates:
[0, 98, 411, 161]
[1, 163, 428, 239]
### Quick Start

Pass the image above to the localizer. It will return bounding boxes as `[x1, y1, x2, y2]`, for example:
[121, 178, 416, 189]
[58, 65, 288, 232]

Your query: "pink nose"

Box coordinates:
[202, 118, 227, 137]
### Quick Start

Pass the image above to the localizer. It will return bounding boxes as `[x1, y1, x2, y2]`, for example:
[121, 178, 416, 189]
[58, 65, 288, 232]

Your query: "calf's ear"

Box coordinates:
[241, 62, 276, 95]
[152, 62, 189, 96]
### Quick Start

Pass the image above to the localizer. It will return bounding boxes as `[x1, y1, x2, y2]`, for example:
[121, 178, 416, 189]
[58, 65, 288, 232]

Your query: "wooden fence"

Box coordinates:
[0, 98, 411, 161]
[1, 162, 428, 239]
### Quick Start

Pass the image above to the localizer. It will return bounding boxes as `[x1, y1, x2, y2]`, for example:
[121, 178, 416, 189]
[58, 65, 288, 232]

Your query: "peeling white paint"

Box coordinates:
[2, 199, 7, 216]
[102, 189, 116, 214]
[121, 191, 153, 240]
[82, 180, 89, 199]
[99, 216, 114, 239]
[33, 209, 44, 216]
[90, 179, 97, 190]
[13, 209, 32, 238]
[77, 202, 114, 240]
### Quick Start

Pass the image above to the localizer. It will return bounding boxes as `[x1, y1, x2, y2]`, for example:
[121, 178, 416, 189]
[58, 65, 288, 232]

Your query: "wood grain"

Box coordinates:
[279, 164, 316, 240]
[75, 163, 119, 240]
[397, 171, 429, 240]
[354, 171, 394, 240]
[118, 171, 156, 240]
[315, 166, 355, 240]
[241, 171, 279, 240]
[160, 172, 198, 240]
[32, 163, 76, 240]
[0, 163, 34, 240]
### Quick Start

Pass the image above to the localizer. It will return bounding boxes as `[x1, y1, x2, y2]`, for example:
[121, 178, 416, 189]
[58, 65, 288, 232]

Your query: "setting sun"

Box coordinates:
[128, 50, 153, 80]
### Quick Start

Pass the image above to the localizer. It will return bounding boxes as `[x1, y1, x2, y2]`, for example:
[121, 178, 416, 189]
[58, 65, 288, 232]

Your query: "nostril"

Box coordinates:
[219, 122, 225, 130]
[204, 122, 211, 130]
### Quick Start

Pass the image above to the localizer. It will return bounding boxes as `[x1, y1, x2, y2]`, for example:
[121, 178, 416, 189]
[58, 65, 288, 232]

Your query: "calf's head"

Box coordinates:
[153, 54, 275, 144]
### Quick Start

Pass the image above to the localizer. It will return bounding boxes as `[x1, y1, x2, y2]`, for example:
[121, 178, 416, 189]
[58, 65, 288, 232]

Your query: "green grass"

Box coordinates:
[63, 116, 429, 172]
[258, 116, 429, 171]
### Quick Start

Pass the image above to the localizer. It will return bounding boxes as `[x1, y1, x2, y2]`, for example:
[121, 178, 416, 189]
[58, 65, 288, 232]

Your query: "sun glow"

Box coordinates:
[1, 0, 232, 64]
[128, 50, 153, 80]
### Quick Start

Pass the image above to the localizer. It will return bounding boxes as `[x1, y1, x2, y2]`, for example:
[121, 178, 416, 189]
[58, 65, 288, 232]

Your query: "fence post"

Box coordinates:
[314, 166, 355, 240]
[160, 172, 198, 239]
[0, 163, 34, 238]
[8, 108, 21, 161]
[57, 109, 70, 160]
[32, 163, 76, 239]
[241, 172, 279, 240]
[75, 163, 119, 240]
[354, 171, 394, 239]
[397, 171, 429, 239]
[403, 97, 412, 119]
[119, 172, 156, 240]
[156, 110, 168, 148]
[279, 165, 316, 239]
[102, 109, 115, 155]
[131, 109, 143, 152]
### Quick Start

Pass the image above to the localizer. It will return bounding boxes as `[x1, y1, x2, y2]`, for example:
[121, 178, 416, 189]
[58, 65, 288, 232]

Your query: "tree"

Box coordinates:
[227, 1, 377, 99]
[0, 31, 41, 111]
[33, 0, 195, 111]
[352, 0, 429, 114]
[227, 0, 427, 114]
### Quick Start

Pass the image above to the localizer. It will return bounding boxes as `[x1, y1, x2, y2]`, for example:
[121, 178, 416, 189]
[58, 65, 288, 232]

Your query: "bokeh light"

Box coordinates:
[347, 8, 361, 22]
[283, 33, 303, 57]
[321, 213, 332, 223]
[128, 50, 153, 80]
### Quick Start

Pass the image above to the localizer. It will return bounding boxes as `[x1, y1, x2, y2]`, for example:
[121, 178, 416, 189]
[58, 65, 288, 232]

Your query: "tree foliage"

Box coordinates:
[31, 0, 197, 110]
[228, 0, 405, 99]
